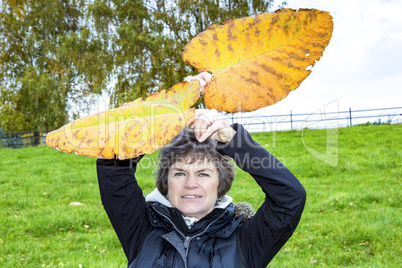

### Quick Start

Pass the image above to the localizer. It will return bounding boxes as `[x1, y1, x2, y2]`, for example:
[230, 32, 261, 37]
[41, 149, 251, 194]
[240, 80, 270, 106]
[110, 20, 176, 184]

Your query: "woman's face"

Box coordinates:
[167, 158, 220, 219]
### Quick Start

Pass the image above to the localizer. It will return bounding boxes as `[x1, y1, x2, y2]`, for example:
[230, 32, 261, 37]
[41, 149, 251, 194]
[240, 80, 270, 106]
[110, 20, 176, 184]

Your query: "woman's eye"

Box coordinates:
[199, 173, 209, 177]
[175, 172, 185, 176]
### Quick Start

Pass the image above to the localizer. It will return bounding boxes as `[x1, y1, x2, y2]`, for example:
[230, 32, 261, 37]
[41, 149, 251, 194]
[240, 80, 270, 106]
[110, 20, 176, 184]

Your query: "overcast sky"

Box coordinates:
[257, 0, 402, 116]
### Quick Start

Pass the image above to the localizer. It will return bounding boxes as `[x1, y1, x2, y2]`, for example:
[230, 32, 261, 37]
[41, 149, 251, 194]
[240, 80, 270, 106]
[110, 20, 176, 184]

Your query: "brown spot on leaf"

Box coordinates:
[227, 27, 237, 41]
[199, 38, 208, 47]
[258, 63, 283, 79]
[245, 77, 261, 87]
[289, 52, 305, 60]
[270, 15, 279, 26]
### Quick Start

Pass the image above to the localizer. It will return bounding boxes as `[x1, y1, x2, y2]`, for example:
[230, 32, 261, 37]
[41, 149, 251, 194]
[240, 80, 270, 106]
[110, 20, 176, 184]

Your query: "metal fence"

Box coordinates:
[0, 130, 48, 149]
[1, 107, 400, 148]
[229, 106, 401, 132]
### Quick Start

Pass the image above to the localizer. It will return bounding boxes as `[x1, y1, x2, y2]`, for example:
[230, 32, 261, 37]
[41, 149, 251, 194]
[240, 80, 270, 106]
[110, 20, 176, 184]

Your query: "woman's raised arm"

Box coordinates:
[96, 156, 153, 263]
[216, 124, 306, 267]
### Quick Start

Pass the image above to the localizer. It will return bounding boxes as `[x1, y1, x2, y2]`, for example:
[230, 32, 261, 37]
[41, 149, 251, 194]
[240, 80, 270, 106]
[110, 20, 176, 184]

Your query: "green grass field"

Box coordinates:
[0, 124, 400, 267]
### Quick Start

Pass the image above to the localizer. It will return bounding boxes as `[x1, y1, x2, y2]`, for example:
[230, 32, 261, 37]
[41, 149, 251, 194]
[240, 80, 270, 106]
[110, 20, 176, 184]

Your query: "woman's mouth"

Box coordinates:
[182, 195, 202, 199]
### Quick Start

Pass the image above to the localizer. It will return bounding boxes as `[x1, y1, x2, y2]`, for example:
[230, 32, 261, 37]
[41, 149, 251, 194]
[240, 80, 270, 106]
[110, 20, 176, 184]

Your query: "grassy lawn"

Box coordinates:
[0, 124, 400, 267]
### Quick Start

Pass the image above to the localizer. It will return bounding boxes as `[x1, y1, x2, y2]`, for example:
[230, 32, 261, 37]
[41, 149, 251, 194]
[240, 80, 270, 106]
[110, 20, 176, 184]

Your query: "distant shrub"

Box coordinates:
[362, 119, 392, 126]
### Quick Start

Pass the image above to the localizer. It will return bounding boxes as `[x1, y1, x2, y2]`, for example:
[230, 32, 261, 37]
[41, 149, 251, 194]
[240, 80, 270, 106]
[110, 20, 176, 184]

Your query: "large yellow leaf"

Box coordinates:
[182, 8, 333, 112]
[46, 81, 200, 159]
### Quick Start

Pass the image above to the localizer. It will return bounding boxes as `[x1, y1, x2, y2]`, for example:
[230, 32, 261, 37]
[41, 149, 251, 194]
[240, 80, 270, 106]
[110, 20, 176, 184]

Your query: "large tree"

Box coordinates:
[89, 0, 278, 107]
[0, 0, 279, 132]
[0, 0, 111, 131]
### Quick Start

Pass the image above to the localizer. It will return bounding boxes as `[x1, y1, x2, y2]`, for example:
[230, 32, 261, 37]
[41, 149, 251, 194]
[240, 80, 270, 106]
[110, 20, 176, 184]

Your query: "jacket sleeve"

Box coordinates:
[96, 156, 153, 264]
[216, 124, 306, 268]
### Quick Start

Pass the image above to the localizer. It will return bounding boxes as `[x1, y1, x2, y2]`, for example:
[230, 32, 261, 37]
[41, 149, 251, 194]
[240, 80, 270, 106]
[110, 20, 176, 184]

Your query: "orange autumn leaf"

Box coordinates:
[46, 81, 200, 159]
[182, 8, 333, 112]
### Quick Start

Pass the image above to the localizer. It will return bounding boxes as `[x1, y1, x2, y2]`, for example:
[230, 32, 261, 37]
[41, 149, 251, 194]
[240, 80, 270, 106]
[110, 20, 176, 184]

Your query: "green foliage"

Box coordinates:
[362, 119, 392, 126]
[1, 0, 277, 131]
[0, 124, 400, 267]
[0, 0, 112, 131]
[88, 0, 275, 107]
[0, 0, 277, 131]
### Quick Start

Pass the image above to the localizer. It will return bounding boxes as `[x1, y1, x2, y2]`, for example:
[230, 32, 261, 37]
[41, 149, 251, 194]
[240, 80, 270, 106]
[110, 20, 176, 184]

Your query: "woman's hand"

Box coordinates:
[191, 109, 236, 143]
[183, 72, 212, 95]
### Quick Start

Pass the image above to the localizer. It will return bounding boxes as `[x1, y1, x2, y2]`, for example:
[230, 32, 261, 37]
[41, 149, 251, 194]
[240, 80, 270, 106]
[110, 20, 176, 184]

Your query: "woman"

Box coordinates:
[96, 109, 306, 268]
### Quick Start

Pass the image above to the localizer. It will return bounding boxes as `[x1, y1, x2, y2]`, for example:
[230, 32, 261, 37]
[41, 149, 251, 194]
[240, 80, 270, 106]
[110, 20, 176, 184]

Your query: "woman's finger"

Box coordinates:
[194, 110, 220, 139]
[194, 118, 209, 141]
[198, 121, 222, 142]
[192, 109, 235, 142]
[193, 109, 217, 137]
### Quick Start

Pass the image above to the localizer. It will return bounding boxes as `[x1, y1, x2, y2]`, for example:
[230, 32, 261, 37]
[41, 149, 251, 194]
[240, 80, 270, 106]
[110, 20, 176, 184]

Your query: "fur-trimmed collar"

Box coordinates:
[234, 202, 255, 222]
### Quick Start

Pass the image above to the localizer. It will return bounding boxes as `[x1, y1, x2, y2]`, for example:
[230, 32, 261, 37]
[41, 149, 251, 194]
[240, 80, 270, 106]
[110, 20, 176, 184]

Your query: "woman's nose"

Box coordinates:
[184, 174, 198, 188]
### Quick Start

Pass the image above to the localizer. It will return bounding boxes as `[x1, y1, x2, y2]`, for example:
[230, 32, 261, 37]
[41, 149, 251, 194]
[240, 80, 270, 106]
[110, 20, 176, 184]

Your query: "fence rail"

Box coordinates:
[1, 107, 401, 149]
[0, 130, 48, 149]
[230, 106, 401, 132]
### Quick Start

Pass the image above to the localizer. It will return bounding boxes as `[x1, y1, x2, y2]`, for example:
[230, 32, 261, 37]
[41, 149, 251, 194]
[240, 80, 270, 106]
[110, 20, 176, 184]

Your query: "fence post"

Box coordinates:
[349, 107, 352, 126]
[33, 131, 40, 146]
[290, 110, 293, 130]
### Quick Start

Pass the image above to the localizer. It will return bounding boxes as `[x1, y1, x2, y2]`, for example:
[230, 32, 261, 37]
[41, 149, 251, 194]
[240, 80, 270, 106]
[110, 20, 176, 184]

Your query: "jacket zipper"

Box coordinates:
[153, 208, 227, 267]
[152, 208, 188, 268]
[153, 207, 186, 239]
[183, 210, 227, 257]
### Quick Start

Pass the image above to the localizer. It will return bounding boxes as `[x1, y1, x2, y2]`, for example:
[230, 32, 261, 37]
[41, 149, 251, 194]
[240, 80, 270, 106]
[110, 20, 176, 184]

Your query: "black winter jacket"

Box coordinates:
[96, 124, 306, 268]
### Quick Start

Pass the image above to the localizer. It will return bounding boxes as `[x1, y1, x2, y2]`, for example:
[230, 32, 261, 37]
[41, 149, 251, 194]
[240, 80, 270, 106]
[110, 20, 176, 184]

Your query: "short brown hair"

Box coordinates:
[156, 128, 235, 199]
